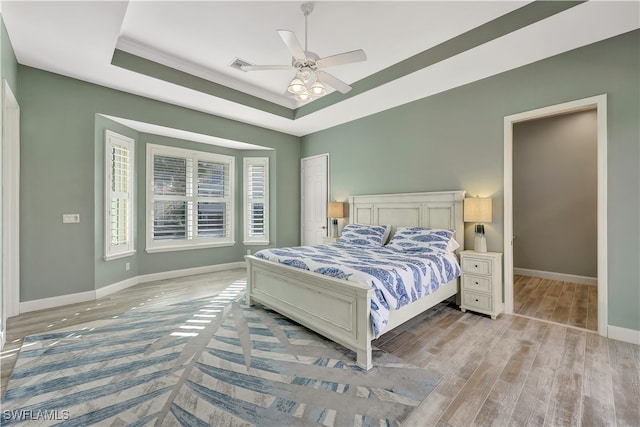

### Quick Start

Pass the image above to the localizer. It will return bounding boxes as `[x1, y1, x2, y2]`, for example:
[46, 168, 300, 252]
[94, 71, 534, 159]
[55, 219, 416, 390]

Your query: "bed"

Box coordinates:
[245, 190, 465, 370]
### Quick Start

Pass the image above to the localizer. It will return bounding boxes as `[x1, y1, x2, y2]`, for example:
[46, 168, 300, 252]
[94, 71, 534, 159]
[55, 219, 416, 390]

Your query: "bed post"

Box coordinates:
[356, 348, 372, 371]
[355, 292, 373, 370]
[245, 256, 254, 306]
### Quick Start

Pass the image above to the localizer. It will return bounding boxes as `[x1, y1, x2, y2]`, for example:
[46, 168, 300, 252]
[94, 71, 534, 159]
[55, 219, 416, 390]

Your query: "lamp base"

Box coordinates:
[474, 233, 487, 253]
[331, 219, 339, 238]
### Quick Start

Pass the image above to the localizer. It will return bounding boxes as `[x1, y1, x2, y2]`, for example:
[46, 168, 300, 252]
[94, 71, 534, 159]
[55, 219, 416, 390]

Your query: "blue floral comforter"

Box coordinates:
[254, 243, 461, 337]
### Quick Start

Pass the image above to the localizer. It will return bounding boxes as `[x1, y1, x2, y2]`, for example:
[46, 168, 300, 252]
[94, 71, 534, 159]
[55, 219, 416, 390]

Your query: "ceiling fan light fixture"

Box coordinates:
[287, 78, 306, 94]
[294, 90, 312, 102]
[309, 80, 326, 97]
[298, 68, 313, 83]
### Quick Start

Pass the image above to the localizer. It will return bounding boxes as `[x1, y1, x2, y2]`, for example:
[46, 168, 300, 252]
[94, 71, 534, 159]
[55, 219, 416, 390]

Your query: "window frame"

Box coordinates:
[243, 157, 270, 245]
[104, 130, 135, 261]
[146, 143, 235, 253]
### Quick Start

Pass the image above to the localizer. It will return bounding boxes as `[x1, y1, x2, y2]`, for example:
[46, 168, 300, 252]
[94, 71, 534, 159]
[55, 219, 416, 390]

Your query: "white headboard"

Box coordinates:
[348, 190, 466, 251]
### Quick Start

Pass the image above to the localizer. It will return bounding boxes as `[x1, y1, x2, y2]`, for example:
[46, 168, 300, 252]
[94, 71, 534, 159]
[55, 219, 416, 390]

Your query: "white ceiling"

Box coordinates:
[2, 1, 639, 140]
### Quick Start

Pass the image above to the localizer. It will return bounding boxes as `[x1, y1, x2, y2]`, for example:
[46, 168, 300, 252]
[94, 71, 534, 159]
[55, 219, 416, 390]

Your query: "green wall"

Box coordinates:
[301, 30, 640, 332]
[19, 66, 300, 302]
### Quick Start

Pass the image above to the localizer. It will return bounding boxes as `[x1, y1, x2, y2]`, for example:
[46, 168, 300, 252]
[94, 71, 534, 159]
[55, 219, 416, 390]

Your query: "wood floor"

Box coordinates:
[513, 274, 598, 331]
[2, 269, 639, 426]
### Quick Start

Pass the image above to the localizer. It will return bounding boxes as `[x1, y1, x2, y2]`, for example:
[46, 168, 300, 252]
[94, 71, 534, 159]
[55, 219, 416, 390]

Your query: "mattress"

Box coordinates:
[255, 243, 461, 337]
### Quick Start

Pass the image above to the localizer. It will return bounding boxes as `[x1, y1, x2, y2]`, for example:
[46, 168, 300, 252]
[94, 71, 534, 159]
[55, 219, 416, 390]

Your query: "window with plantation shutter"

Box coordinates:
[146, 144, 234, 252]
[243, 157, 269, 245]
[104, 130, 135, 260]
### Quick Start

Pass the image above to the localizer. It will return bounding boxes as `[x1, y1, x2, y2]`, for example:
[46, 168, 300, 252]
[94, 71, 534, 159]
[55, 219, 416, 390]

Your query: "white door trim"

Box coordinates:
[503, 94, 607, 337]
[2, 80, 20, 346]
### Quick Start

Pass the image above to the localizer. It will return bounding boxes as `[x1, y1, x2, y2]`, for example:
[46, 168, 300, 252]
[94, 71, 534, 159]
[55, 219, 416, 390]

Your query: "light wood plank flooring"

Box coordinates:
[2, 270, 639, 426]
[513, 275, 598, 331]
[1, 269, 247, 399]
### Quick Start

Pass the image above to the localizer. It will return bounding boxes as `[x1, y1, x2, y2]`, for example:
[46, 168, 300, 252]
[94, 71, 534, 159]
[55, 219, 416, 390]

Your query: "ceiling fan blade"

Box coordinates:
[316, 70, 352, 94]
[316, 49, 367, 68]
[241, 64, 293, 72]
[277, 29, 306, 61]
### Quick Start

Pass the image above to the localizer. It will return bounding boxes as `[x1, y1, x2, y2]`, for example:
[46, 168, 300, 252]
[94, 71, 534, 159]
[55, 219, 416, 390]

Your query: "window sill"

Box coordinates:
[104, 250, 136, 262]
[145, 241, 235, 254]
[243, 240, 270, 246]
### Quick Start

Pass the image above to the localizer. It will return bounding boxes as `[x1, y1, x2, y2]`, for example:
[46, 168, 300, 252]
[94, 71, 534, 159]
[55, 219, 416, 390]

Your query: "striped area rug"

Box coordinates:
[2, 284, 438, 426]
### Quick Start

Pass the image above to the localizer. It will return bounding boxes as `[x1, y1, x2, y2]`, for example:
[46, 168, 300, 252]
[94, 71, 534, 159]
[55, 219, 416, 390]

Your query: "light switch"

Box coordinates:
[63, 214, 80, 223]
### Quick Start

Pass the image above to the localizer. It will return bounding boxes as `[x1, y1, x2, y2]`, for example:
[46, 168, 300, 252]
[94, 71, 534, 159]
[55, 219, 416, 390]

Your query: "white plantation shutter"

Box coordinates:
[105, 130, 135, 260]
[152, 155, 188, 240]
[147, 144, 234, 252]
[244, 157, 269, 244]
[197, 159, 231, 238]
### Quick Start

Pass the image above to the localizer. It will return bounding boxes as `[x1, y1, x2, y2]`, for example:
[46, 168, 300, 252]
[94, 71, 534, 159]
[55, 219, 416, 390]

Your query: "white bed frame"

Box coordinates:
[245, 190, 465, 370]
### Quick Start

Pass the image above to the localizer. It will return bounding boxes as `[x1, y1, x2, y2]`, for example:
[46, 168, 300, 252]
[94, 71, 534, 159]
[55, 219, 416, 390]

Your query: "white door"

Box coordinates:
[301, 154, 328, 246]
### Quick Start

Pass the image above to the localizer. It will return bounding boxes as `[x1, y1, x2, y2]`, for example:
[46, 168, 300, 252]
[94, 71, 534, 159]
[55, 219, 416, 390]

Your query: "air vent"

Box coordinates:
[230, 58, 253, 71]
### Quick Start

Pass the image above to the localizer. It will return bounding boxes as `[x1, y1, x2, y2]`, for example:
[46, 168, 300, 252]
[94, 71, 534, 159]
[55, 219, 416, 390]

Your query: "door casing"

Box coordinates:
[2, 80, 20, 348]
[503, 94, 608, 336]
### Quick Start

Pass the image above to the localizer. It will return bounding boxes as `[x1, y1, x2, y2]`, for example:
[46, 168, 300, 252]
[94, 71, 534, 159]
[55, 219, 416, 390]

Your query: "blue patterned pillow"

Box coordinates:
[385, 227, 458, 253]
[338, 224, 390, 247]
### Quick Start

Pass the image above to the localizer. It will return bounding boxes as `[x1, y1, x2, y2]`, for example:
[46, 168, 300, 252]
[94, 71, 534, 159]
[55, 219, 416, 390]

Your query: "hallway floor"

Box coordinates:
[513, 275, 597, 331]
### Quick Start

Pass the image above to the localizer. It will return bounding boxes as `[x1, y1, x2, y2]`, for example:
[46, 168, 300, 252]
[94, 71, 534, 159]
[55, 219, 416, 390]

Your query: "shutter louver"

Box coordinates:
[110, 144, 130, 247]
[105, 130, 135, 261]
[248, 164, 265, 237]
[153, 155, 189, 241]
[197, 160, 230, 238]
[154, 156, 187, 196]
[243, 158, 269, 244]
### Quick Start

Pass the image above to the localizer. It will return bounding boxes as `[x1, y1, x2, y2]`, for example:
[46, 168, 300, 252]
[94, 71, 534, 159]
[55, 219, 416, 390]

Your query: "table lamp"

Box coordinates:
[463, 196, 492, 253]
[327, 202, 345, 238]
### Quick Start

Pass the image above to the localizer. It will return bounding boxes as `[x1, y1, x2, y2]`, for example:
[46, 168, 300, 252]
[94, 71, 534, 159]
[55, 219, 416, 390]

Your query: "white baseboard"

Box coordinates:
[19, 262, 246, 314]
[137, 262, 245, 285]
[20, 290, 96, 314]
[608, 324, 640, 345]
[94, 276, 139, 300]
[514, 268, 597, 286]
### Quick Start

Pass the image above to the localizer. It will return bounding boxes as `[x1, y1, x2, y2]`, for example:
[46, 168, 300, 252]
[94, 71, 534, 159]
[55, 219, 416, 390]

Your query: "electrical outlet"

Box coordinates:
[125, 262, 130, 271]
[246, 249, 251, 255]
[62, 214, 80, 223]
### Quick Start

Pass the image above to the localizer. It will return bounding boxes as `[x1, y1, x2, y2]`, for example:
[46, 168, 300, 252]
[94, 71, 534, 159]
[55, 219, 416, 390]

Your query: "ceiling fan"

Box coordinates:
[238, 2, 367, 102]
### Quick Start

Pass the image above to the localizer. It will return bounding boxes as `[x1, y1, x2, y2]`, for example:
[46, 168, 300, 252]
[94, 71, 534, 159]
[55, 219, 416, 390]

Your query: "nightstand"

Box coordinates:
[322, 236, 339, 244]
[459, 250, 503, 319]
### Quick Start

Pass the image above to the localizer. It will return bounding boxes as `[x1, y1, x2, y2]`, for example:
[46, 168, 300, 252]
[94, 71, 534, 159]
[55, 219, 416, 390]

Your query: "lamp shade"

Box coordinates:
[327, 201, 345, 218]
[464, 197, 492, 223]
[287, 78, 306, 94]
[294, 91, 311, 102]
[309, 81, 326, 97]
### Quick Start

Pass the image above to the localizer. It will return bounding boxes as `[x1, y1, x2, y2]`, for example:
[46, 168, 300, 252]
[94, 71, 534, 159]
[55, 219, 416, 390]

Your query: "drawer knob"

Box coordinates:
[474, 264, 478, 268]
[475, 281, 479, 285]
[475, 298, 479, 302]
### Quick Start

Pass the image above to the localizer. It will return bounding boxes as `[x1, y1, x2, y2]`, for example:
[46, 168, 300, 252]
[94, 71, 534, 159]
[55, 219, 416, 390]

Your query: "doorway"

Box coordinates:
[300, 154, 329, 246]
[504, 94, 608, 337]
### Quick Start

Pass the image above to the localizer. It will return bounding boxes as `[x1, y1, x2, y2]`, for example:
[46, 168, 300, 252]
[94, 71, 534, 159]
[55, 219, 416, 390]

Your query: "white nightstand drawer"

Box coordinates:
[462, 274, 492, 293]
[462, 291, 493, 311]
[461, 257, 491, 275]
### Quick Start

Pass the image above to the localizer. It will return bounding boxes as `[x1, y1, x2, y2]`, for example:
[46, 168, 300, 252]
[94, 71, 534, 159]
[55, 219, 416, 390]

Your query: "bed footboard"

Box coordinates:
[246, 255, 374, 370]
